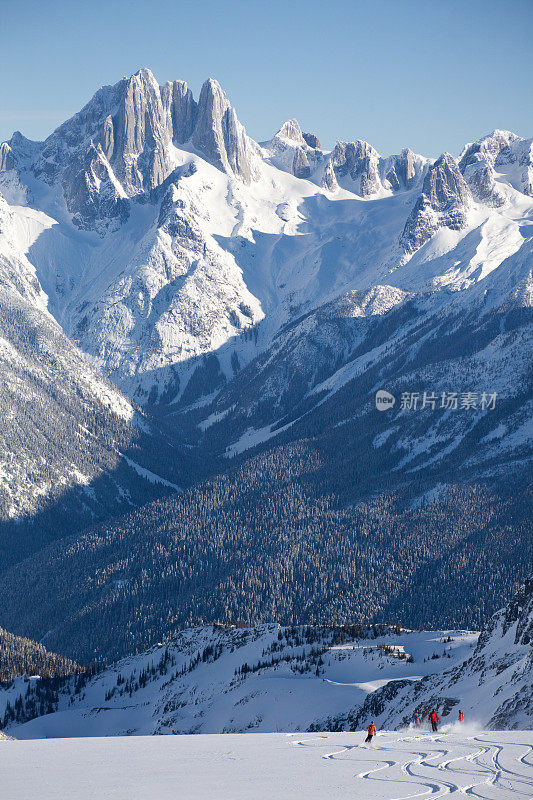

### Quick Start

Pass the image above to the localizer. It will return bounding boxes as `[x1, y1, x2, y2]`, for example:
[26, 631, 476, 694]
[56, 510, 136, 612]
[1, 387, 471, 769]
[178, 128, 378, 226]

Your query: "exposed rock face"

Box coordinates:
[161, 80, 198, 145]
[514, 139, 533, 196]
[0, 132, 40, 173]
[103, 68, 173, 193]
[459, 130, 518, 206]
[0, 143, 15, 172]
[29, 69, 175, 228]
[327, 140, 382, 196]
[302, 132, 321, 149]
[486, 575, 533, 648]
[322, 143, 427, 196]
[192, 78, 256, 183]
[384, 148, 419, 191]
[459, 130, 533, 203]
[323, 160, 338, 191]
[263, 119, 322, 179]
[23, 70, 257, 231]
[277, 119, 306, 145]
[292, 148, 312, 179]
[400, 153, 472, 253]
[458, 576, 533, 728]
[62, 142, 130, 232]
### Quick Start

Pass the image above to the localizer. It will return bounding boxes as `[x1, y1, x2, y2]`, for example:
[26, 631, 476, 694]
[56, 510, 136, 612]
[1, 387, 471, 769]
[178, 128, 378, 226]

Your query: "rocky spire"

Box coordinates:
[101, 68, 173, 194]
[400, 153, 472, 254]
[192, 78, 256, 183]
[385, 148, 418, 191]
[276, 119, 306, 145]
[325, 140, 382, 197]
[263, 119, 324, 180]
[161, 80, 198, 145]
[0, 142, 14, 171]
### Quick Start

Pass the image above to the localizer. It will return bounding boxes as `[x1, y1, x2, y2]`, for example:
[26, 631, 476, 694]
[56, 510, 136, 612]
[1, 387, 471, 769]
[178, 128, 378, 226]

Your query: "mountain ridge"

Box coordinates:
[1, 575, 531, 736]
[0, 68, 531, 666]
[2, 69, 531, 409]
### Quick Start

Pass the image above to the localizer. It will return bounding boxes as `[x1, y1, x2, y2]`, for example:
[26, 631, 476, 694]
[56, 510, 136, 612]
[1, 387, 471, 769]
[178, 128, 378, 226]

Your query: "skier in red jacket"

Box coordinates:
[458, 710, 464, 723]
[365, 722, 377, 743]
[429, 710, 439, 732]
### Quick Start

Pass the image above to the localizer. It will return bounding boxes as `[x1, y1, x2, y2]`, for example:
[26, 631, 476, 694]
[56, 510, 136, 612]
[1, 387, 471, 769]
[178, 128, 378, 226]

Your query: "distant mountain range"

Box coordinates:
[0, 69, 531, 661]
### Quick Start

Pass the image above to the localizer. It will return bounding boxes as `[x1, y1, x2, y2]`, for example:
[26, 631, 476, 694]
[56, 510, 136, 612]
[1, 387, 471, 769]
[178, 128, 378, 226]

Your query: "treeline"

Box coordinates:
[1, 662, 103, 729]
[0, 626, 82, 682]
[1, 622, 405, 732]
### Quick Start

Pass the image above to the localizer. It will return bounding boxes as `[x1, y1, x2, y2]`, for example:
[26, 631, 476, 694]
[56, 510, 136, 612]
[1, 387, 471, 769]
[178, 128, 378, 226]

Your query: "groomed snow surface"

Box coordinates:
[2, 730, 532, 799]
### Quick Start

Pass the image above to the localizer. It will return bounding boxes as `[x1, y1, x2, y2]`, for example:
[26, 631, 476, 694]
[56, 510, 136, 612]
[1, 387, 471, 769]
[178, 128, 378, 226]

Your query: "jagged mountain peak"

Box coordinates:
[18, 68, 260, 230]
[0, 71, 531, 412]
[262, 118, 323, 179]
[459, 128, 532, 203]
[192, 76, 257, 183]
[460, 129, 520, 161]
[325, 138, 382, 195]
[276, 119, 306, 144]
[400, 151, 472, 254]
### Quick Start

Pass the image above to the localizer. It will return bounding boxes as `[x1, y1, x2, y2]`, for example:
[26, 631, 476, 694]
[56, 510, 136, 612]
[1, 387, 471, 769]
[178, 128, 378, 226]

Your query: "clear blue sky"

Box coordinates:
[1, 0, 532, 157]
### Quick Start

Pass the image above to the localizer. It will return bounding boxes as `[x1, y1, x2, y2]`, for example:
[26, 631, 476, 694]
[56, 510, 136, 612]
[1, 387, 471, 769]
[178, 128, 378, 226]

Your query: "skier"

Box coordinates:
[365, 721, 377, 743]
[412, 714, 421, 726]
[429, 710, 439, 732]
[458, 710, 464, 723]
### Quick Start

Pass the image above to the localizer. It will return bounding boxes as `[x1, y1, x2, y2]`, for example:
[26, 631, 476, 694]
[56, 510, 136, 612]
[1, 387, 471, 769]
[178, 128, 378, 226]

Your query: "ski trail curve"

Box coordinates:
[285, 734, 533, 798]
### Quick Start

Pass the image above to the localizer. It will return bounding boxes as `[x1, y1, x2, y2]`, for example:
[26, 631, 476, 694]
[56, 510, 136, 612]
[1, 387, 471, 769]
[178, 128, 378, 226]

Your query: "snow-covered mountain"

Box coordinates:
[0, 189, 192, 562]
[1, 68, 531, 413]
[0, 68, 531, 662]
[2, 576, 531, 738]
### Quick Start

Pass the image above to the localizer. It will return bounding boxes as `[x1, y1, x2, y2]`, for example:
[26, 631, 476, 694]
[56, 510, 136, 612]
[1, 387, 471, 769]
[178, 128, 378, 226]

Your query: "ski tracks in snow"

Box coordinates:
[289, 733, 533, 798]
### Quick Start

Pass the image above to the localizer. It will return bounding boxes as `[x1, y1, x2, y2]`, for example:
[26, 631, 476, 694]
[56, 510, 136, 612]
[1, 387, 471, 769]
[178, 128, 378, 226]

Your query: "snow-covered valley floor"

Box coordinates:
[2, 731, 532, 799]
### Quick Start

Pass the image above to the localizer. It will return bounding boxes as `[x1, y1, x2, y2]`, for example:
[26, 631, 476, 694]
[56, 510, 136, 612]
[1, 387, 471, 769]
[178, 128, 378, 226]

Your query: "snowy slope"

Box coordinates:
[0, 192, 189, 554]
[1, 625, 478, 738]
[328, 576, 533, 734]
[198, 233, 532, 492]
[1, 732, 532, 800]
[1, 69, 531, 411]
[4, 578, 531, 739]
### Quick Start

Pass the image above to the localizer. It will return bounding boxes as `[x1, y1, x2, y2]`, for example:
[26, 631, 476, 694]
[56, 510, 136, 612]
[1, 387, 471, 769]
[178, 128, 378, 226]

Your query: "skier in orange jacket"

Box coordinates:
[458, 710, 464, 723]
[365, 722, 377, 743]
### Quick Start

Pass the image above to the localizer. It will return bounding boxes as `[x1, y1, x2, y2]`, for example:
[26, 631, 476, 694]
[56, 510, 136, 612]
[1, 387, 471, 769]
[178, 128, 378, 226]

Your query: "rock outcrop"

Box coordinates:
[459, 130, 533, 203]
[161, 80, 198, 145]
[302, 131, 321, 149]
[263, 118, 322, 179]
[19, 70, 257, 231]
[383, 147, 420, 191]
[400, 152, 472, 253]
[326, 140, 382, 196]
[192, 78, 257, 183]
[0, 142, 15, 172]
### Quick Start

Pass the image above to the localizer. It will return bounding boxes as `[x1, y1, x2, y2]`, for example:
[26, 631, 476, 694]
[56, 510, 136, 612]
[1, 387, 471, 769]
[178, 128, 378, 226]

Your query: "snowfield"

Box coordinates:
[1, 731, 532, 799]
